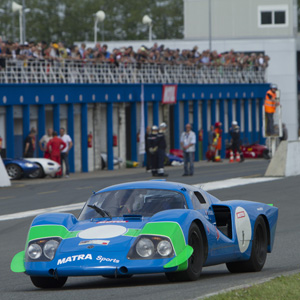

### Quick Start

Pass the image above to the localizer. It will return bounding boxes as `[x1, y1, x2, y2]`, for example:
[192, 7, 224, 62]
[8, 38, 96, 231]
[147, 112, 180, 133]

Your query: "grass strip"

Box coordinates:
[203, 273, 300, 300]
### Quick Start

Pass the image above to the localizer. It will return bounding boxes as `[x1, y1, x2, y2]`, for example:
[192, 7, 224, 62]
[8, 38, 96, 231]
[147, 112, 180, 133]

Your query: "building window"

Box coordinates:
[258, 5, 288, 28]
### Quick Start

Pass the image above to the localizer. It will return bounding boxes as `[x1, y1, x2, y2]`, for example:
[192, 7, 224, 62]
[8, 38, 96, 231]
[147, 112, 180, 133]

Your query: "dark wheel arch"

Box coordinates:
[226, 215, 268, 273]
[165, 222, 204, 282]
[30, 276, 68, 289]
[28, 163, 45, 178]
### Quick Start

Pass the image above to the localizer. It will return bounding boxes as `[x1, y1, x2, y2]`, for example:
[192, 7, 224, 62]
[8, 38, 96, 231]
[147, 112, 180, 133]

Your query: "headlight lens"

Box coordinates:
[27, 243, 42, 259]
[136, 238, 154, 258]
[157, 240, 172, 257]
[43, 240, 59, 260]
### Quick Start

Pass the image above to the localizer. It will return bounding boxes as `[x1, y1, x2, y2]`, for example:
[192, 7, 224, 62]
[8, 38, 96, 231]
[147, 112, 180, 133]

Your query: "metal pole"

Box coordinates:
[208, 0, 212, 51]
[22, 0, 25, 43]
[94, 19, 98, 44]
[149, 24, 152, 42]
[101, 21, 104, 41]
[19, 11, 23, 44]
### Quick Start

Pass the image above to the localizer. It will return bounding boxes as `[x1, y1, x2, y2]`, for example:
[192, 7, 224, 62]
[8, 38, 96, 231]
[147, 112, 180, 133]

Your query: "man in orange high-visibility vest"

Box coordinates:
[264, 84, 279, 136]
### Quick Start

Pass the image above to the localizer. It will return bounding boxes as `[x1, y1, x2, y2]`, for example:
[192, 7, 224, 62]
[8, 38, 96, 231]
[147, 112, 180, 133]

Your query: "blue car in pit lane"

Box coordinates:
[11, 180, 278, 289]
[3, 158, 40, 180]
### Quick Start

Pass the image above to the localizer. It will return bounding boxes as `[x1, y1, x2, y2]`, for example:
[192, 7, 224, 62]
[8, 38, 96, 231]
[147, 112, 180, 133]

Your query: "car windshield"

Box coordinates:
[78, 188, 187, 220]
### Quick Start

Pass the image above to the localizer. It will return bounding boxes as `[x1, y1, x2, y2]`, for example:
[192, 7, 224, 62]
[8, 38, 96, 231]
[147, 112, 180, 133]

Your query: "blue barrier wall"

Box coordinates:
[0, 83, 269, 171]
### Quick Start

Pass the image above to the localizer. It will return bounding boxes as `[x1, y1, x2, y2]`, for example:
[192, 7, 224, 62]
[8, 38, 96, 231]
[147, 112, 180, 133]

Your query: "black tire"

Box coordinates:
[6, 164, 22, 180]
[101, 158, 106, 170]
[226, 216, 268, 273]
[30, 276, 67, 289]
[29, 164, 44, 179]
[262, 149, 270, 160]
[165, 223, 204, 282]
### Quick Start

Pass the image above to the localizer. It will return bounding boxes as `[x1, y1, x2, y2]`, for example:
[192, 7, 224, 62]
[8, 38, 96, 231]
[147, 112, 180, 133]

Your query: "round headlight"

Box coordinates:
[157, 240, 172, 257]
[27, 243, 42, 260]
[136, 238, 154, 258]
[44, 240, 59, 260]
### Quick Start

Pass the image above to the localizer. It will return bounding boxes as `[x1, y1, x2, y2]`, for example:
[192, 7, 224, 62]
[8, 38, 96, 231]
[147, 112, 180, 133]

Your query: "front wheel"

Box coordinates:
[226, 216, 268, 273]
[30, 276, 68, 289]
[6, 164, 22, 179]
[165, 223, 204, 282]
[29, 164, 44, 179]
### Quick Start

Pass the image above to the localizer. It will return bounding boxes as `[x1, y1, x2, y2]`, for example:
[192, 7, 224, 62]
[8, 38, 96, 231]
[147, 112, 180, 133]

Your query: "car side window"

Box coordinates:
[191, 191, 209, 210]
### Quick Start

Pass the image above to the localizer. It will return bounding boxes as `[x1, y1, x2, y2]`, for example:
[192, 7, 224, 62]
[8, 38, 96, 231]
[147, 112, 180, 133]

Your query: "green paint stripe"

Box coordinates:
[164, 245, 193, 269]
[124, 229, 141, 237]
[11, 251, 25, 273]
[27, 225, 79, 244]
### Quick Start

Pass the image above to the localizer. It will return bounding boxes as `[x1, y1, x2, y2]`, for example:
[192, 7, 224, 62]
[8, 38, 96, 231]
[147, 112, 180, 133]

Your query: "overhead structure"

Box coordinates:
[12, 1, 23, 44]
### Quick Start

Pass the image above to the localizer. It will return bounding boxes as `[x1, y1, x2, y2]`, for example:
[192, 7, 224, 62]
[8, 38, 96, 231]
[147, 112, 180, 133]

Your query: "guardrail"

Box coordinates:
[0, 59, 267, 84]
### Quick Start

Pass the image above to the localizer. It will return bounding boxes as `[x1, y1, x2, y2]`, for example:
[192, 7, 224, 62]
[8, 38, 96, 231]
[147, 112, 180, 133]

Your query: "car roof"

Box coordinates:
[97, 180, 195, 194]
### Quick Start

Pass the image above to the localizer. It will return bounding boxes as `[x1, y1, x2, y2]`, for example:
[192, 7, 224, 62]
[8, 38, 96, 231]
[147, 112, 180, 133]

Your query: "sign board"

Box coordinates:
[162, 85, 177, 104]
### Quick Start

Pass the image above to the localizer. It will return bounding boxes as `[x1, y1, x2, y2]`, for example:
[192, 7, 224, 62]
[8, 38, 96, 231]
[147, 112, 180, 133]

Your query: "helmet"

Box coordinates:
[232, 121, 238, 126]
[159, 122, 167, 129]
[270, 83, 277, 90]
[151, 125, 158, 131]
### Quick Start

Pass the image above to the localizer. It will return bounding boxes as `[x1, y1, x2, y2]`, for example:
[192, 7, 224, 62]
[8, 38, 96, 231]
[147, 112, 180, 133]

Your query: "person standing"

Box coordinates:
[264, 83, 279, 136]
[47, 131, 66, 177]
[157, 122, 168, 177]
[147, 125, 159, 177]
[39, 128, 53, 158]
[180, 123, 196, 176]
[229, 121, 244, 162]
[24, 128, 36, 158]
[213, 122, 222, 162]
[145, 125, 152, 172]
[59, 127, 73, 178]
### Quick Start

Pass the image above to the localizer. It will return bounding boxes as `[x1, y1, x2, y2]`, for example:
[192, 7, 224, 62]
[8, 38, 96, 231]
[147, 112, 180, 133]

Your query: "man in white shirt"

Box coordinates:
[39, 128, 53, 158]
[180, 123, 196, 176]
[59, 127, 73, 178]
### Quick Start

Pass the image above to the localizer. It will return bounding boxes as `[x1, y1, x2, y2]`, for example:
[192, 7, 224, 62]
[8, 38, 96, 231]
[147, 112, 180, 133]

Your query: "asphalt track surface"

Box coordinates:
[1, 159, 299, 300]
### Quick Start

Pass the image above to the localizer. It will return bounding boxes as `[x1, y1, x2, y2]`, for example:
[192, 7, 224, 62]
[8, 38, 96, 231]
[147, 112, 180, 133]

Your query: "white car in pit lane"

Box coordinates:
[24, 158, 61, 178]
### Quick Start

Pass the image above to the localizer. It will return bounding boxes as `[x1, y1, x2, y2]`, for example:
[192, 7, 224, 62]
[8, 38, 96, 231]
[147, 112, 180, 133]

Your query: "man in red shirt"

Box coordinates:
[47, 131, 66, 177]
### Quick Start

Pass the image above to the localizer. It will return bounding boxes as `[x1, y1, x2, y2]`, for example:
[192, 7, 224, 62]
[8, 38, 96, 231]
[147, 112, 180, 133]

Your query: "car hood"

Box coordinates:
[58, 218, 148, 254]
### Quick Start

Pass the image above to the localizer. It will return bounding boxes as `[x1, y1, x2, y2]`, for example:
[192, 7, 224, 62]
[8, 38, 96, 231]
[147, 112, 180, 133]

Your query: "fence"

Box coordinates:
[0, 59, 267, 84]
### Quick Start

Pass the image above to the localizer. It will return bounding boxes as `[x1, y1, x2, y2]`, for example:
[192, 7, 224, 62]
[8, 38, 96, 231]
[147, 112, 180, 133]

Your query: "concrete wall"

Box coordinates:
[184, 0, 295, 40]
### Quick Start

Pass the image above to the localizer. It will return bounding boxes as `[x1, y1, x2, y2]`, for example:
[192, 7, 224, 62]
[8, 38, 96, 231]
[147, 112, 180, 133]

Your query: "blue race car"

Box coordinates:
[11, 180, 278, 289]
[3, 158, 40, 180]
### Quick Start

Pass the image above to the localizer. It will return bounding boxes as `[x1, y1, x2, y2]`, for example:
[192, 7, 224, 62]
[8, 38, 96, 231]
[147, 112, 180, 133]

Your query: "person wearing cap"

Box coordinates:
[229, 121, 244, 162]
[156, 122, 168, 177]
[180, 123, 196, 176]
[264, 83, 279, 136]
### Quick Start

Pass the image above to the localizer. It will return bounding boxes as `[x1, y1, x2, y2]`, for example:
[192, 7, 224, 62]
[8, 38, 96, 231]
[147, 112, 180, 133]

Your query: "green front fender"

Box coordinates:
[11, 251, 25, 273]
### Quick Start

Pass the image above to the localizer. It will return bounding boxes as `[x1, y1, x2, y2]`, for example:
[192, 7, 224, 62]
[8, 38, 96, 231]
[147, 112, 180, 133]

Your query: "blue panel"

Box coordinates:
[22, 105, 30, 147]
[38, 105, 46, 158]
[201, 100, 208, 160]
[236, 99, 241, 141]
[68, 104, 75, 173]
[184, 101, 189, 128]
[193, 100, 199, 161]
[81, 103, 88, 172]
[227, 99, 233, 127]
[131, 102, 137, 162]
[219, 100, 225, 158]
[153, 101, 159, 126]
[174, 101, 180, 149]
[6, 106, 14, 158]
[258, 98, 264, 144]
[244, 99, 250, 143]
[107, 102, 114, 170]
[53, 104, 60, 133]
[251, 99, 257, 143]
[210, 99, 216, 126]
[144, 101, 148, 127]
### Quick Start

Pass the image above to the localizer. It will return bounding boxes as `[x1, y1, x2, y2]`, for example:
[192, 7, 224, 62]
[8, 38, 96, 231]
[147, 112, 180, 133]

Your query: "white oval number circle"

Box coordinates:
[235, 207, 252, 253]
[79, 225, 127, 239]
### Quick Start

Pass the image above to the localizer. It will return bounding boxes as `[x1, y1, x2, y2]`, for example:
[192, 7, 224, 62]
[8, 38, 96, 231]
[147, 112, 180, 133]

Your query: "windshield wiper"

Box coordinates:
[88, 204, 112, 219]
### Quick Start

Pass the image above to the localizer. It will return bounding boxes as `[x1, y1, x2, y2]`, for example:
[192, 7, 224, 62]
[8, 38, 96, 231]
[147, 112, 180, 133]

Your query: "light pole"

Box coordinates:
[12, 1, 23, 44]
[94, 10, 105, 44]
[142, 15, 152, 42]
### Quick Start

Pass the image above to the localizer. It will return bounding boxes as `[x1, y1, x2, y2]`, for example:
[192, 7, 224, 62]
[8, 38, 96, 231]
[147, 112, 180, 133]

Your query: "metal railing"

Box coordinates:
[0, 59, 267, 84]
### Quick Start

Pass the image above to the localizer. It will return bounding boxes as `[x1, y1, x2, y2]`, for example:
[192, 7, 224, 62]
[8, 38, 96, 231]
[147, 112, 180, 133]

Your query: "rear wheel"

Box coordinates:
[226, 216, 268, 273]
[165, 223, 204, 282]
[30, 276, 67, 289]
[6, 164, 22, 179]
[29, 164, 44, 178]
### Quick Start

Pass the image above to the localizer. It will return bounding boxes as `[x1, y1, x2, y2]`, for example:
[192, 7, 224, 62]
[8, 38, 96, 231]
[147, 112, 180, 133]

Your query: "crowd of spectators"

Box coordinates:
[0, 37, 270, 70]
